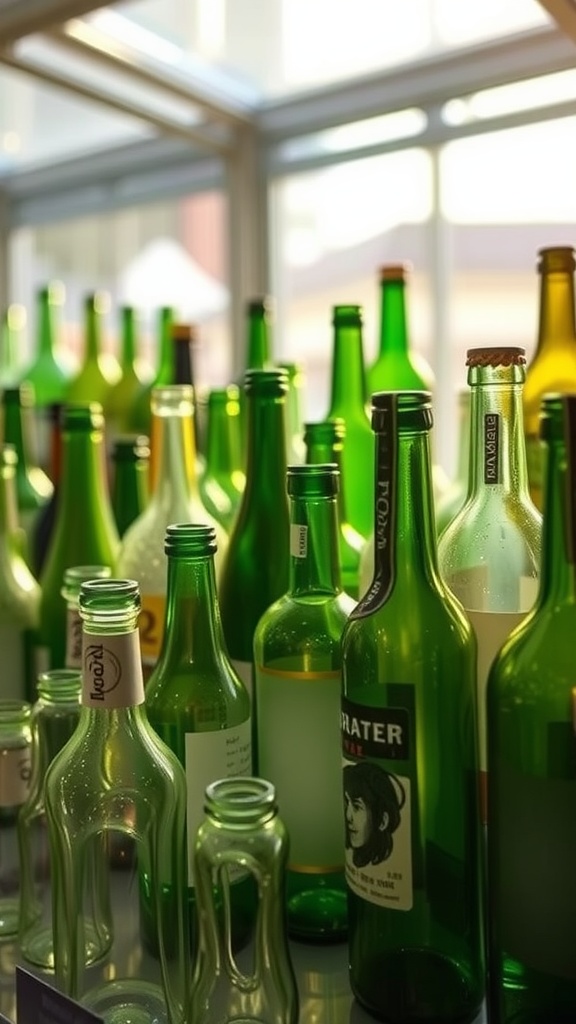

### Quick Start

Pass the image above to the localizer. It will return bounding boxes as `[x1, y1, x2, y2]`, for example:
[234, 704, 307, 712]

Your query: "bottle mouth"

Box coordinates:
[37, 669, 82, 703]
[537, 246, 575, 274]
[331, 304, 362, 327]
[243, 368, 288, 396]
[539, 392, 571, 442]
[204, 777, 277, 826]
[151, 385, 194, 416]
[371, 390, 433, 432]
[79, 578, 140, 620]
[287, 462, 339, 498]
[164, 523, 217, 557]
[303, 418, 346, 448]
[62, 403, 105, 433]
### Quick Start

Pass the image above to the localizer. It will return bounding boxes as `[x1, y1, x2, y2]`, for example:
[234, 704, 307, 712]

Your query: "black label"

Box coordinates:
[341, 696, 409, 760]
[352, 393, 397, 618]
[484, 412, 500, 484]
[16, 967, 104, 1024]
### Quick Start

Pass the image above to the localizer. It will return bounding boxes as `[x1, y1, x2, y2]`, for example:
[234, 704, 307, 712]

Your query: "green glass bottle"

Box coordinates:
[130, 305, 174, 435]
[304, 418, 365, 600]
[0, 699, 32, 938]
[190, 777, 298, 1024]
[117, 385, 227, 681]
[66, 292, 121, 409]
[35, 404, 120, 674]
[486, 392, 576, 1024]
[31, 403, 62, 577]
[106, 306, 149, 442]
[279, 361, 307, 465]
[486, 392, 576, 1022]
[438, 347, 541, 822]
[44, 579, 188, 1024]
[21, 283, 70, 407]
[523, 246, 576, 512]
[367, 264, 435, 395]
[144, 524, 253, 955]
[254, 463, 355, 942]
[111, 434, 150, 538]
[0, 303, 26, 388]
[435, 388, 471, 536]
[0, 445, 40, 703]
[239, 297, 273, 459]
[1, 384, 53, 546]
[219, 369, 290, 704]
[199, 385, 245, 533]
[341, 391, 484, 1023]
[326, 305, 374, 540]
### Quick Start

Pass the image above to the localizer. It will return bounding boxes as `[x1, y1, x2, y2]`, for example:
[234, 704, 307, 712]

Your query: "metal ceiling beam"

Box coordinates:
[0, 0, 106, 43]
[51, 17, 255, 130]
[257, 26, 576, 140]
[0, 45, 234, 155]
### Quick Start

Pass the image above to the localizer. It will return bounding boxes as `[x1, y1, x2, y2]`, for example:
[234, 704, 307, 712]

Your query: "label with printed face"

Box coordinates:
[0, 746, 31, 807]
[342, 695, 413, 911]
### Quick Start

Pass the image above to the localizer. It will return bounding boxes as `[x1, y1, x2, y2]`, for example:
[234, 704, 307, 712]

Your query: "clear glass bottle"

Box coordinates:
[0, 699, 32, 937]
[435, 388, 471, 536]
[304, 418, 364, 599]
[189, 776, 298, 1024]
[117, 385, 227, 680]
[35, 404, 120, 674]
[0, 444, 40, 703]
[326, 304, 374, 540]
[487, 392, 576, 1024]
[219, 369, 290, 704]
[17, 668, 107, 969]
[254, 464, 355, 942]
[438, 346, 541, 822]
[111, 434, 150, 538]
[62, 564, 113, 670]
[341, 391, 484, 1023]
[130, 305, 175, 435]
[199, 385, 245, 533]
[144, 524, 253, 955]
[523, 245, 576, 511]
[44, 579, 188, 1024]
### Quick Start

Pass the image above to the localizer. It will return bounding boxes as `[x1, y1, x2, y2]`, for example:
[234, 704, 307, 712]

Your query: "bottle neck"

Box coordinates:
[3, 401, 31, 471]
[328, 324, 368, 417]
[306, 437, 350, 525]
[206, 403, 241, 478]
[151, 408, 200, 507]
[289, 493, 341, 596]
[0, 470, 20, 540]
[160, 554, 224, 666]
[121, 311, 137, 365]
[39, 297, 56, 357]
[539, 431, 576, 603]
[85, 304, 102, 360]
[365, 423, 438, 606]
[379, 278, 409, 356]
[59, 429, 112, 518]
[467, 376, 530, 500]
[536, 269, 576, 353]
[246, 316, 270, 370]
[156, 311, 174, 384]
[244, 393, 288, 500]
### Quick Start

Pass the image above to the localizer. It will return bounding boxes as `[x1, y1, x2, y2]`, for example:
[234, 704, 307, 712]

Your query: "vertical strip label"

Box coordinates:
[484, 413, 500, 484]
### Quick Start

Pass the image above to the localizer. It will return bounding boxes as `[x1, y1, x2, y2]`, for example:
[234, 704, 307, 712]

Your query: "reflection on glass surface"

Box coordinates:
[277, 109, 427, 166]
[110, 0, 550, 99]
[442, 69, 576, 126]
[0, 61, 150, 175]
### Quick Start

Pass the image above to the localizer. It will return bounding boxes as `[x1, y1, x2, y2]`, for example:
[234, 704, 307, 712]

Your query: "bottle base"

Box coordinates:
[83, 978, 169, 1024]
[351, 948, 482, 1024]
[287, 888, 348, 944]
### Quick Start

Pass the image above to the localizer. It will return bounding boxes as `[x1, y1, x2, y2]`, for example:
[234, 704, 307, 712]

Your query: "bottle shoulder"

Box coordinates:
[146, 657, 251, 723]
[254, 591, 354, 651]
[487, 600, 576, 702]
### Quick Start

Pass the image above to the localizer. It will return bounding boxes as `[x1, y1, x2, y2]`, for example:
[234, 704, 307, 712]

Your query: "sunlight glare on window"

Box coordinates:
[434, 0, 550, 46]
[442, 71, 576, 126]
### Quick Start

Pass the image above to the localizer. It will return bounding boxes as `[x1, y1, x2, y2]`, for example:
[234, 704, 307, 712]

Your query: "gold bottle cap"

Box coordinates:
[379, 263, 411, 282]
[537, 246, 575, 274]
[466, 346, 526, 368]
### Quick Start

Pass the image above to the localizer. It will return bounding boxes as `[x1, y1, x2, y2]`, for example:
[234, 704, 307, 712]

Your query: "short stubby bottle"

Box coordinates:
[341, 391, 484, 1024]
[487, 393, 576, 1024]
[144, 524, 253, 956]
[438, 346, 541, 823]
[44, 579, 189, 1024]
[254, 464, 355, 942]
[0, 699, 32, 938]
[189, 777, 299, 1024]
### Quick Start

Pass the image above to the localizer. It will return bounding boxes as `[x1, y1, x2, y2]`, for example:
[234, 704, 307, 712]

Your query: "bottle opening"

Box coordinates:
[164, 522, 218, 556]
[537, 246, 575, 274]
[204, 776, 277, 825]
[62, 403, 105, 433]
[244, 368, 288, 395]
[371, 390, 433, 432]
[287, 462, 339, 497]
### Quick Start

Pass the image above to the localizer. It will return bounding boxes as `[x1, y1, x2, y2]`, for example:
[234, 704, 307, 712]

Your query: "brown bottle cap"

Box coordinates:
[537, 246, 575, 273]
[466, 346, 526, 368]
[171, 323, 198, 343]
[379, 263, 411, 282]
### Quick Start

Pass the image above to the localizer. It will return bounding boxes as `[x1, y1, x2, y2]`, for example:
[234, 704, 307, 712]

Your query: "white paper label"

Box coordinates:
[290, 524, 308, 559]
[184, 720, 252, 880]
[82, 629, 145, 708]
[0, 745, 31, 806]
